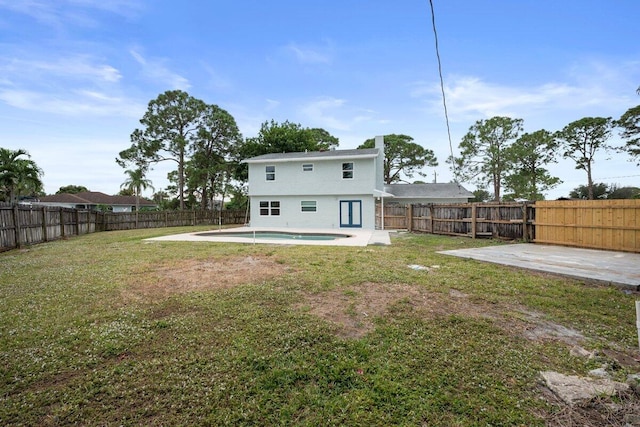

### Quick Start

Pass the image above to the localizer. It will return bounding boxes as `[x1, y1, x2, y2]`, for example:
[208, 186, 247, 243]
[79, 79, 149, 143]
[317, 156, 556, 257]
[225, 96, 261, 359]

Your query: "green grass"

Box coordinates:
[1, 227, 638, 426]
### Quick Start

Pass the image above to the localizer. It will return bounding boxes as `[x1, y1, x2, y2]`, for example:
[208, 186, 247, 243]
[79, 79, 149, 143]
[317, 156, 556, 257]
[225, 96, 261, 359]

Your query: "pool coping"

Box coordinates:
[145, 226, 392, 247]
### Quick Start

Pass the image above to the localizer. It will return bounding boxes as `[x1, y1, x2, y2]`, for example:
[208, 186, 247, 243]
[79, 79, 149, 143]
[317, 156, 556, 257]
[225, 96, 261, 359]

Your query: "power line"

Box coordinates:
[594, 174, 640, 180]
[428, 0, 457, 183]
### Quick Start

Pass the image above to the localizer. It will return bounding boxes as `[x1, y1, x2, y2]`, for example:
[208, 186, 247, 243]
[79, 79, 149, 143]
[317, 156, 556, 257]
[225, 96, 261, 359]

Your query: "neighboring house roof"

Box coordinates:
[384, 183, 474, 200]
[243, 148, 379, 163]
[38, 191, 156, 206]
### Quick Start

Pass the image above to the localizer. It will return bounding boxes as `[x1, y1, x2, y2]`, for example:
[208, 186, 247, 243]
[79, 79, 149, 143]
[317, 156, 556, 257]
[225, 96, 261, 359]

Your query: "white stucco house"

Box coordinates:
[244, 136, 390, 229]
[243, 136, 474, 230]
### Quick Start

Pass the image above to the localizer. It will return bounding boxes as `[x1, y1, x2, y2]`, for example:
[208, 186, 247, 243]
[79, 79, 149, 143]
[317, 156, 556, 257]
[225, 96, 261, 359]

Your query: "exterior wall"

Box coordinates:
[112, 206, 132, 213]
[249, 194, 376, 229]
[248, 157, 377, 197]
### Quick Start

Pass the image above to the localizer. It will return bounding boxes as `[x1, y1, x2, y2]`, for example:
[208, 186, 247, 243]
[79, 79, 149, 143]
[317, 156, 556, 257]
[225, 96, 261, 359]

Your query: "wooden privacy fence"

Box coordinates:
[102, 209, 248, 231]
[377, 200, 640, 253]
[535, 200, 640, 253]
[378, 202, 534, 241]
[0, 205, 248, 252]
[0, 205, 103, 251]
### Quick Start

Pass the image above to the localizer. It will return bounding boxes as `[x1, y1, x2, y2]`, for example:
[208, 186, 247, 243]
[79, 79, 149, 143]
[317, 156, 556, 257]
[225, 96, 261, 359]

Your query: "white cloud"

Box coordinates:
[285, 42, 332, 64]
[0, 56, 122, 83]
[0, 88, 143, 117]
[201, 64, 232, 91]
[414, 60, 637, 128]
[129, 49, 191, 90]
[301, 97, 351, 131]
[0, 0, 142, 28]
[0, 53, 143, 117]
[265, 99, 280, 110]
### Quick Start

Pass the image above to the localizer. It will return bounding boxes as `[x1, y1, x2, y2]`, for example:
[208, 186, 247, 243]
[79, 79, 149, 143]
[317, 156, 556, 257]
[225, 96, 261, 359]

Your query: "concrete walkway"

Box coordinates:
[146, 227, 391, 247]
[439, 244, 640, 291]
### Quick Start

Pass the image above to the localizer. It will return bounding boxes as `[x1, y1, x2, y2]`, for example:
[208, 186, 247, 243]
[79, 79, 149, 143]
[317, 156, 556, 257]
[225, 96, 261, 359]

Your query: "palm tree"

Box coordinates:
[120, 168, 154, 228]
[0, 148, 44, 203]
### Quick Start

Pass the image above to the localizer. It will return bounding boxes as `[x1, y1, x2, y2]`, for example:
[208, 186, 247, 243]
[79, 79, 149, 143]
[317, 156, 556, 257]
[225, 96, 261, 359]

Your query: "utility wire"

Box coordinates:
[428, 0, 458, 183]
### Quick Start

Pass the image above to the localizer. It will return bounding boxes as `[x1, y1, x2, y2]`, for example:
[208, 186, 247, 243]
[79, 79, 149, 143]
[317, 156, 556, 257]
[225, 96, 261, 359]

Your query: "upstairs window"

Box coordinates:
[342, 162, 354, 179]
[302, 163, 313, 172]
[265, 165, 275, 181]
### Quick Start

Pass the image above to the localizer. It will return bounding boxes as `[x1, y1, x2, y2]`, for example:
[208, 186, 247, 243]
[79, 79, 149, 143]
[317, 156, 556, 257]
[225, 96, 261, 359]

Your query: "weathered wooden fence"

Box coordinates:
[102, 209, 248, 231]
[377, 203, 534, 241]
[534, 200, 640, 253]
[0, 205, 248, 252]
[377, 200, 640, 253]
[0, 205, 103, 251]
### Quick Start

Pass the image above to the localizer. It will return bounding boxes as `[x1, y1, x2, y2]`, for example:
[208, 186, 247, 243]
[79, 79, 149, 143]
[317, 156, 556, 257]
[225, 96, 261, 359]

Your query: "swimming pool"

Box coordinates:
[196, 230, 352, 241]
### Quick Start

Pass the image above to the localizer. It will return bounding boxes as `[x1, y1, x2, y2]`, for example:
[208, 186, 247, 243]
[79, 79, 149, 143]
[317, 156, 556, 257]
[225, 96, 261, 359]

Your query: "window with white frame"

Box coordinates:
[259, 201, 280, 216]
[342, 162, 353, 179]
[265, 165, 275, 181]
[302, 163, 313, 172]
[301, 201, 317, 212]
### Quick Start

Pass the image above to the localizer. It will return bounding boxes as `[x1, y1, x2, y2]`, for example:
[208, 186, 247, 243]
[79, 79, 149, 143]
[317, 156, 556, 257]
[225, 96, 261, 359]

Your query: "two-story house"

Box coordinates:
[243, 136, 388, 229]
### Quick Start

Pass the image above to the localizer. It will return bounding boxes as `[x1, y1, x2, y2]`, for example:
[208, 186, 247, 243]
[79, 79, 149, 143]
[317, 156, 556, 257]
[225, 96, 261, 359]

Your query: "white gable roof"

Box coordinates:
[384, 183, 473, 199]
[243, 148, 379, 163]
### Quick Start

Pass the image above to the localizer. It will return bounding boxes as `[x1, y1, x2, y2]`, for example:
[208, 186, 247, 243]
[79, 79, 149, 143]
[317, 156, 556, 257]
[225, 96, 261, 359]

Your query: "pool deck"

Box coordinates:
[145, 227, 392, 247]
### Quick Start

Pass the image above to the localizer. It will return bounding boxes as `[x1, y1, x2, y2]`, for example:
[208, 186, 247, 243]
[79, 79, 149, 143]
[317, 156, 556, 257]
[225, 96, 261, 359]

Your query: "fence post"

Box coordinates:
[522, 203, 529, 242]
[13, 205, 22, 249]
[471, 204, 477, 239]
[41, 206, 48, 242]
[75, 209, 81, 236]
[59, 208, 64, 238]
[407, 204, 413, 232]
[429, 204, 434, 233]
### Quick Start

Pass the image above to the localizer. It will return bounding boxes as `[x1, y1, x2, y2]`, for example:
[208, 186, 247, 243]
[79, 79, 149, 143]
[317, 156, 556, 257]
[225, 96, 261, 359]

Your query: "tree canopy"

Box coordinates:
[0, 148, 44, 203]
[117, 90, 242, 210]
[186, 103, 242, 210]
[503, 130, 561, 200]
[56, 185, 89, 194]
[556, 117, 613, 200]
[118, 90, 207, 209]
[452, 116, 523, 201]
[617, 105, 640, 165]
[240, 120, 338, 158]
[607, 185, 640, 199]
[567, 183, 640, 200]
[568, 183, 609, 200]
[358, 134, 437, 184]
[121, 168, 154, 206]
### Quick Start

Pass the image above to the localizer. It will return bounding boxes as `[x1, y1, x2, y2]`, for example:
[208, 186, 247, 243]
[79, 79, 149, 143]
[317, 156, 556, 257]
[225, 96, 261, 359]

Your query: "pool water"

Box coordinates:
[196, 231, 352, 241]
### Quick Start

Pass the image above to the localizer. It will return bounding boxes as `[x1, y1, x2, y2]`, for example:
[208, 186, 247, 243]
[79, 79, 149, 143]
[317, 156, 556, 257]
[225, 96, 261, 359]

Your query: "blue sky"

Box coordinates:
[1, 0, 638, 198]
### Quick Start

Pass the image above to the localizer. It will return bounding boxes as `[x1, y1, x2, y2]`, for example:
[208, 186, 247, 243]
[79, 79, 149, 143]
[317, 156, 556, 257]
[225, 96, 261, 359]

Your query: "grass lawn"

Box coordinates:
[1, 227, 639, 426]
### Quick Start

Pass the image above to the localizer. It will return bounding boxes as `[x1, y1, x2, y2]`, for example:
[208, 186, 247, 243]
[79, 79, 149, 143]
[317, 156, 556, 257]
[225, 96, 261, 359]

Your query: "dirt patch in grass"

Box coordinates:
[297, 282, 588, 346]
[297, 282, 419, 339]
[297, 283, 502, 339]
[123, 256, 291, 301]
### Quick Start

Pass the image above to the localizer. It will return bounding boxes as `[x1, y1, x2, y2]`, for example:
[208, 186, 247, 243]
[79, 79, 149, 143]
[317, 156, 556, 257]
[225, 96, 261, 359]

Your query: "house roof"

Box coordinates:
[38, 191, 156, 206]
[243, 148, 379, 163]
[384, 183, 474, 199]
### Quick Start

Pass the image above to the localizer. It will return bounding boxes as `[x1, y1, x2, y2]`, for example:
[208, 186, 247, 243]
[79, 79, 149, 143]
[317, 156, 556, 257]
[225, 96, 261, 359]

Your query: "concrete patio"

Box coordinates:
[440, 243, 640, 291]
